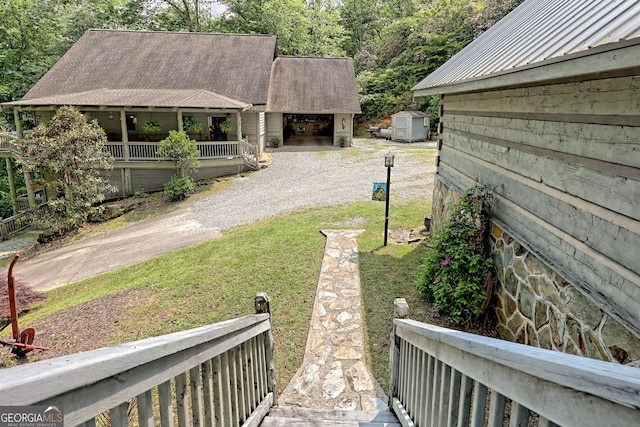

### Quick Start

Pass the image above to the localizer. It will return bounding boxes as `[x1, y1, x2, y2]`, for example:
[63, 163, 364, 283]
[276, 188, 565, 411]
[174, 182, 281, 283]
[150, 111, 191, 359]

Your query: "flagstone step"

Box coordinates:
[261, 407, 401, 427]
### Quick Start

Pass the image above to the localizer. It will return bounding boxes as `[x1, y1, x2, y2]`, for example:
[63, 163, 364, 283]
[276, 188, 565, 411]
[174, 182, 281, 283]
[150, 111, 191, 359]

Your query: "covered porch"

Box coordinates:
[4, 98, 261, 198]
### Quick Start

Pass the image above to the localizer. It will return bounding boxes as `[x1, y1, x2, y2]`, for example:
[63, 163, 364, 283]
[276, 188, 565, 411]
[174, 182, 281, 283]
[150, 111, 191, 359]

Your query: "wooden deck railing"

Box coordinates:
[0, 293, 277, 427]
[0, 203, 48, 241]
[388, 298, 640, 427]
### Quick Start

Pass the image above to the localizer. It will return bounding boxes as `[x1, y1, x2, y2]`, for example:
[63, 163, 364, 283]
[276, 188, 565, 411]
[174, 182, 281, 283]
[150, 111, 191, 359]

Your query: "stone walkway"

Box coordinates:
[277, 230, 388, 411]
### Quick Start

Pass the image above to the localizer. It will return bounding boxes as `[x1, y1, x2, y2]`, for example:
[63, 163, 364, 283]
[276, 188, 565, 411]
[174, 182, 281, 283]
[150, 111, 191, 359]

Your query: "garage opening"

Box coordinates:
[283, 114, 334, 146]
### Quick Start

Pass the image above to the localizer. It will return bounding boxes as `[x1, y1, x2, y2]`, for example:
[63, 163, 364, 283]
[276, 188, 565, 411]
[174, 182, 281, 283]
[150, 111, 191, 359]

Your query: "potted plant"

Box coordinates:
[183, 117, 204, 139]
[338, 136, 349, 147]
[142, 120, 162, 141]
[270, 137, 281, 148]
[219, 119, 234, 134]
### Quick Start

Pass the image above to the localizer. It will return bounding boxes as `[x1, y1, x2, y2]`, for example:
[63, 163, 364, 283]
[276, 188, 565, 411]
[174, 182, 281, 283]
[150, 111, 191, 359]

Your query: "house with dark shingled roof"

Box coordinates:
[413, 0, 640, 364]
[1, 30, 361, 198]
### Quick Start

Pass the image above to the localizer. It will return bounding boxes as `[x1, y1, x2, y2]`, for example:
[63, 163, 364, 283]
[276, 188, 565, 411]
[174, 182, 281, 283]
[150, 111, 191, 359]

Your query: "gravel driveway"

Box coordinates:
[186, 139, 436, 231]
[8, 139, 436, 291]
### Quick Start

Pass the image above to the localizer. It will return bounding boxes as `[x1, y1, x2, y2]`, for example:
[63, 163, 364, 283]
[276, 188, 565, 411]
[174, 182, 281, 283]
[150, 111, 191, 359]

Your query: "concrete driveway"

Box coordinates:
[14, 208, 222, 292]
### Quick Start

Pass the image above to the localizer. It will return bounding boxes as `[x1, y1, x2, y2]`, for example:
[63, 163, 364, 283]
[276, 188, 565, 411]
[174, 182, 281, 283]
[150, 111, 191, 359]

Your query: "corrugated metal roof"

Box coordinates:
[413, 0, 640, 92]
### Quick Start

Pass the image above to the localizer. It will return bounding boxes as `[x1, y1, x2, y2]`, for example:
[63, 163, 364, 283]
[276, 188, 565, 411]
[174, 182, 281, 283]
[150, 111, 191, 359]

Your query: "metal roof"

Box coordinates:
[413, 0, 640, 94]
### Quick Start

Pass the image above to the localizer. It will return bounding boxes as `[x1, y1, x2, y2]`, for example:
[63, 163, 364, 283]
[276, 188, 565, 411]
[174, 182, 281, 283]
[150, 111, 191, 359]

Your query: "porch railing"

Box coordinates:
[105, 140, 249, 161]
[2, 135, 260, 171]
[0, 203, 48, 241]
[0, 293, 277, 427]
[388, 298, 640, 427]
[0, 132, 20, 155]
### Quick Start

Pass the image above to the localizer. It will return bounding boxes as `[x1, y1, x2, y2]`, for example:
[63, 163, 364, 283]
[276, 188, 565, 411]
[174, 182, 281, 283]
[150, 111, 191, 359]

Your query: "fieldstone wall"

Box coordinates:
[432, 178, 640, 366]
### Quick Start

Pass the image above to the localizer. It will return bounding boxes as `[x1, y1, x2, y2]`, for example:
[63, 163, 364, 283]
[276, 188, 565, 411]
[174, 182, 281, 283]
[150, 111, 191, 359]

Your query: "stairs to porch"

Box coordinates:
[260, 407, 401, 427]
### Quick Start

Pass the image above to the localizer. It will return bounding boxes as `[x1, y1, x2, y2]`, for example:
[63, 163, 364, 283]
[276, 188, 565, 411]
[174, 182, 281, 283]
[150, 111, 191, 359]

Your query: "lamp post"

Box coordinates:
[384, 151, 395, 246]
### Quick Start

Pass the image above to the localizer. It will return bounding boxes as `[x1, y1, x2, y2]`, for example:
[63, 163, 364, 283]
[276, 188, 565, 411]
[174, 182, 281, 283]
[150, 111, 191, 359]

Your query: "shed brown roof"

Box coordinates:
[21, 30, 277, 106]
[267, 57, 361, 114]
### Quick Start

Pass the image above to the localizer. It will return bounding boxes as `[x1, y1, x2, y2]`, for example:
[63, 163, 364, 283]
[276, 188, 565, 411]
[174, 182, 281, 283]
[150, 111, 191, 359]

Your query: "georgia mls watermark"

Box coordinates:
[0, 406, 63, 427]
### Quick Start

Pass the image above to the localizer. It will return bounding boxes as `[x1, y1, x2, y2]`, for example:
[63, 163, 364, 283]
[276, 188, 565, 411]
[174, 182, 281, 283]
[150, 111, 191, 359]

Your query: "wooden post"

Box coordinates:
[13, 109, 22, 139]
[22, 170, 37, 209]
[389, 298, 409, 407]
[236, 112, 243, 143]
[177, 111, 184, 132]
[120, 111, 130, 161]
[6, 158, 18, 214]
[254, 292, 277, 404]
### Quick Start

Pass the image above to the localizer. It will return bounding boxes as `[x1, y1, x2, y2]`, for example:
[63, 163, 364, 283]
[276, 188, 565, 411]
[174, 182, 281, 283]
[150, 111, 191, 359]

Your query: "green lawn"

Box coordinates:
[16, 198, 434, 392]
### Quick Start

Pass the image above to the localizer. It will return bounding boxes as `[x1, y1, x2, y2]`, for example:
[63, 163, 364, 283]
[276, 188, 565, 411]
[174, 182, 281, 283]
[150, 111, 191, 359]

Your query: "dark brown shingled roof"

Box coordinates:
[267, 57, 361, 114]
[7, 89, 251, 109]
[21, 30, 277, 106]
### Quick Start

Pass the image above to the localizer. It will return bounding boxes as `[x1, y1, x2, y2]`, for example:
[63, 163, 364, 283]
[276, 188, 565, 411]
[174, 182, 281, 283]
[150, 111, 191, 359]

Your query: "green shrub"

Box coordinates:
[133, 187, 148, 198]
[164, 176, 195, 201]
[418, 185, 494, 323]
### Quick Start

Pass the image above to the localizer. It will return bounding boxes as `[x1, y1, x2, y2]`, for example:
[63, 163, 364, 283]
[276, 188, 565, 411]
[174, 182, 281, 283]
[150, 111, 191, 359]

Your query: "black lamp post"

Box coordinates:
[384, 151, 395, 246]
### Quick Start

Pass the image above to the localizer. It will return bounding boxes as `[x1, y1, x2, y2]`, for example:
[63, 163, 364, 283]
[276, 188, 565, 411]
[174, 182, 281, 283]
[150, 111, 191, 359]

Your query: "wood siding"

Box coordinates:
[436, 73, 640, 337]
[266, 113, 283, 144]
[241, 112, 266, 153]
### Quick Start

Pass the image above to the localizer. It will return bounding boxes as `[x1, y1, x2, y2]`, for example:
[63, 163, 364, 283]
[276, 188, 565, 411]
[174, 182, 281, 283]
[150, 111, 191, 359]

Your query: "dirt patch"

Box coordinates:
[0, 288, 152, 367]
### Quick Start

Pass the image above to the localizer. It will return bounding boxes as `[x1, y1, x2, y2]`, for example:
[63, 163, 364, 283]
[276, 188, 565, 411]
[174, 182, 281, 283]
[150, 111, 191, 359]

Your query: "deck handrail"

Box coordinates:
[0, 293, 277, 427]
[0, 203, 48, 241]
[388, 298, 640, 427]
[0, 132, 20, 155]
[240, 139, 259, 170]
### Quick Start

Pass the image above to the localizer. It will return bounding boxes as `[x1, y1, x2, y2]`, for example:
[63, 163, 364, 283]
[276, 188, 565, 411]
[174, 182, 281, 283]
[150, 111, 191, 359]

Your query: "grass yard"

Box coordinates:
[3, 197, 434, 392]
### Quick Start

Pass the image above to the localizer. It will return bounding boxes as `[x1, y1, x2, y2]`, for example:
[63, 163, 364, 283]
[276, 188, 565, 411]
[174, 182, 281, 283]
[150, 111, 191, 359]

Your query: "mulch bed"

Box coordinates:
[0, 275, 44, 330]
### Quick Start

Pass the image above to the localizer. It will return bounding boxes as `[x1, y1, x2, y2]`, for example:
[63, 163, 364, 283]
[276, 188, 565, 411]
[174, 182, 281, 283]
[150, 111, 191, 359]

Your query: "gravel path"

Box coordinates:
[186, 139, 436, 231]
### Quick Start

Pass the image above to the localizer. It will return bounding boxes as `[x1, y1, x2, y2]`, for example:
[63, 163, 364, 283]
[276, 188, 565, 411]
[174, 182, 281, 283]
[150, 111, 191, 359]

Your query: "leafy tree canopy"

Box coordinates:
[15, 106, 115, 235]
[0, 0, 525, 126]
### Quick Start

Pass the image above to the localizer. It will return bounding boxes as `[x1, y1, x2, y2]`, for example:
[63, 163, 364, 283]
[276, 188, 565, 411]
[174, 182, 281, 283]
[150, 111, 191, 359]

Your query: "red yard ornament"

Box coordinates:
[0, 254, 49, 357]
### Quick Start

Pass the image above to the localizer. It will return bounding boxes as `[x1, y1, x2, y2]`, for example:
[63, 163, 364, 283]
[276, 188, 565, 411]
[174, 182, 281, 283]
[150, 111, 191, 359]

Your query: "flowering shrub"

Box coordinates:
[418, 185, 494, 323]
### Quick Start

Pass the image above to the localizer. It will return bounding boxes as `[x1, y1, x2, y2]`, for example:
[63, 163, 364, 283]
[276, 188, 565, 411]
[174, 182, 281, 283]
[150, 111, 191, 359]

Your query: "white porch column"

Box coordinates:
[120, 110, 130, 161]
[177, 110, 184, 131]
[236, 111, 243, 142]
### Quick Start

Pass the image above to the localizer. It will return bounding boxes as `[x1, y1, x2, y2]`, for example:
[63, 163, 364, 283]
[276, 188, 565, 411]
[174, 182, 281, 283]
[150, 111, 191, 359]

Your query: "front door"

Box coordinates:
[209, 116, 227, 141]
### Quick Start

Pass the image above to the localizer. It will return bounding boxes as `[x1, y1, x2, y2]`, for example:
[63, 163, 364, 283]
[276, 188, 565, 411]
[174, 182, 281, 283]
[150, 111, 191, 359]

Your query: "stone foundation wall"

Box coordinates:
[432, 178, 640, 366]
[490, 223, 640, 366]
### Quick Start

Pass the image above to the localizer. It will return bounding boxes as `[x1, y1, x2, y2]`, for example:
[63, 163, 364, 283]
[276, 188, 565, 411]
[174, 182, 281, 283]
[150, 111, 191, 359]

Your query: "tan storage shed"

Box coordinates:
[391, 111, 429, 142]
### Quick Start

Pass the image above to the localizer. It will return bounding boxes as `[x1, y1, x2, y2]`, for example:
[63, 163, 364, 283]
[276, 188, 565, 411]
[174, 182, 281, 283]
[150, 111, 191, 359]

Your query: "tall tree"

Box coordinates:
[0, 0, 149, 129]
[15, 106, 115, 235]
[0, 0, 63, 103]
[357, 0, 526, 120]
[215, 0, 313, 55]
[154, 0, 218, 32]
[340, 0, 382, 58]
[306, 0, 346, 56]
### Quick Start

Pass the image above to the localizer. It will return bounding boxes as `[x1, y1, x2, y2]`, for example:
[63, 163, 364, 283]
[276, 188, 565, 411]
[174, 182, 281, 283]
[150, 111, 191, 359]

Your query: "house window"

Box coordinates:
[126, 115, 137, 132]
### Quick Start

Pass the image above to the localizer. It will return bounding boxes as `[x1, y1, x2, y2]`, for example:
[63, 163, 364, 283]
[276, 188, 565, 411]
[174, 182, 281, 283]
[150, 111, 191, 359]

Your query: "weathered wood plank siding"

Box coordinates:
[435, 73, 640, 339]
